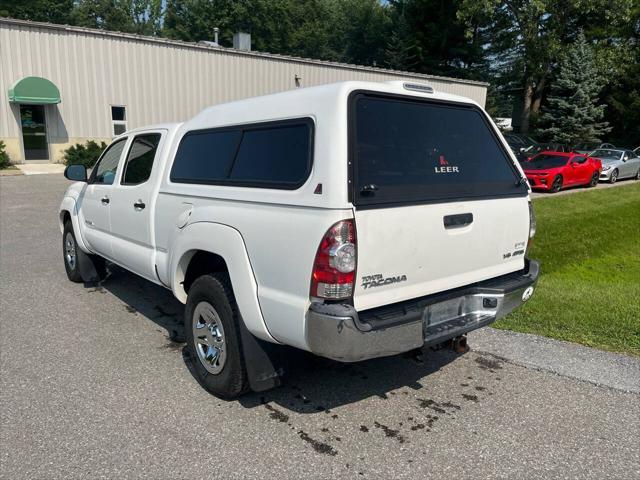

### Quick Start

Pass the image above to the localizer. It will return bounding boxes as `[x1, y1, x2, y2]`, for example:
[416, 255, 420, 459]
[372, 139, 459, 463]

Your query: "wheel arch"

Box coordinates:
[60, 210, 71, 231]
[169, 222, 275, 343]
[59, 196, 91, 253]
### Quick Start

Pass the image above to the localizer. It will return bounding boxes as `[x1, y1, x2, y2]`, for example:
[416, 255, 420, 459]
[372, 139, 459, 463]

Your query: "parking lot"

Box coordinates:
[1, 174, 639, 479]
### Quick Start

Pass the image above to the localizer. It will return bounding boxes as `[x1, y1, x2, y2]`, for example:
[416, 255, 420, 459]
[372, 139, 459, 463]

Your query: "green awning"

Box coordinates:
[8, 76, 60, 104]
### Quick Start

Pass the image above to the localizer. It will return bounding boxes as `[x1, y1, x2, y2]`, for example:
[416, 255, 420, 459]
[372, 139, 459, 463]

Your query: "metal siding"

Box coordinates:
[0, 20, 487, 141]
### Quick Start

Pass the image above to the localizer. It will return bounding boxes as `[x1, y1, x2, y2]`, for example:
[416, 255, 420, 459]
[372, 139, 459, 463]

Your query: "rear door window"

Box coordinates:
[351, 94, 526, 206]
[122, 133, 162, 185]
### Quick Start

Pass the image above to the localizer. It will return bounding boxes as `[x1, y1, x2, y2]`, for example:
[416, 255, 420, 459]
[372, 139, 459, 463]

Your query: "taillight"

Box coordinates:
[310, 219, 357, 300]
[528, 201, 536, 239]
[527, 201, 536, 254]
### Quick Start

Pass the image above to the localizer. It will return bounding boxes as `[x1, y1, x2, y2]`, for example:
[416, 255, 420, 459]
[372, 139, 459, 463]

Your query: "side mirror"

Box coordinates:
[64, 164, 87, 182]
[623, 156, 629, 162]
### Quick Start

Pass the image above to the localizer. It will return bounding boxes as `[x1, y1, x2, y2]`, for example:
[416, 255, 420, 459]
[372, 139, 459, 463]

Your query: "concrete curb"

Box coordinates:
[530, 178, 637, 199]
[469, 327, 640, 394]
[16, 163, 66, 175]
[0, 168, 23, 176]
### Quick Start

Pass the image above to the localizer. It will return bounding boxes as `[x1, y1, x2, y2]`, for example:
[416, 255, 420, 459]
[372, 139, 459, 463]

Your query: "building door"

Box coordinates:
[20, 105, 49, 160]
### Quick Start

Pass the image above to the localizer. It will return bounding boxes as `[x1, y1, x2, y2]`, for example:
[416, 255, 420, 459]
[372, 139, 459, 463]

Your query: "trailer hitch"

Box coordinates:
[449, 335, 469, 353]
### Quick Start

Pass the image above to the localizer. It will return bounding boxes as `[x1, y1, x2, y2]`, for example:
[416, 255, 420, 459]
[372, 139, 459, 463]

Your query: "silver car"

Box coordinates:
[591, 149, 640, 183]
[574, 142, 615, 155]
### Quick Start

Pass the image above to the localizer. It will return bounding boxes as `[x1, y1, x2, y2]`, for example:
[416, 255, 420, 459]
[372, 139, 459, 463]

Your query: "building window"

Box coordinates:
[111, 106, 127, 136]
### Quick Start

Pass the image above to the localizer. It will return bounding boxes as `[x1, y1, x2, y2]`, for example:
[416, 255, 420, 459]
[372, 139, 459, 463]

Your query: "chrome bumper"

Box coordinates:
[306, 259, 540, 362]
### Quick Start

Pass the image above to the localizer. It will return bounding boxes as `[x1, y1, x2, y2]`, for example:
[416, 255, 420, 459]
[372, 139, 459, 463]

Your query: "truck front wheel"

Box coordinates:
[63, 221, 83, 283]
[185, 273, 248, 398]
[63, 220, 107, 283]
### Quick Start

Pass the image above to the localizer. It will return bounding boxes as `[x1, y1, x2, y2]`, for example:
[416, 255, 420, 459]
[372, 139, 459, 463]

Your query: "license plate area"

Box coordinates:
[422, 294, 498, 343]
[423, 297, 466, 327]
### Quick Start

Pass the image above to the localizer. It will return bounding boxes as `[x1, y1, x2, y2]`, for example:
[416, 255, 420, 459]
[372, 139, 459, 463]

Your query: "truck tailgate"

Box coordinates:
[353, 196, 529, 311]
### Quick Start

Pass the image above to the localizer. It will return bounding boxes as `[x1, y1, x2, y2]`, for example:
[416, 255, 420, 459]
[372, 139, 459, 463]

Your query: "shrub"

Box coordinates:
[0, 140, 10, 169]
[63, 140, 108, 168]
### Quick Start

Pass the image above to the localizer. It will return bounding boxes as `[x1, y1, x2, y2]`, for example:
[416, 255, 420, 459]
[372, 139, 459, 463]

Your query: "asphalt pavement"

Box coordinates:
[1, 174, 638, 479]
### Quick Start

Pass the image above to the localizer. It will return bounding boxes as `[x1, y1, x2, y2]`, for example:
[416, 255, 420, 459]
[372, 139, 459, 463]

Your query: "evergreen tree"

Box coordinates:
[384, 7, 416, 70]
[537, 34, 610, 145]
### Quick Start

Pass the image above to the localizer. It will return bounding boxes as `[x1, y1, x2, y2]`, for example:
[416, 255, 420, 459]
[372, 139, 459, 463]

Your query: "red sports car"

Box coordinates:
[523, 151, 602, 193]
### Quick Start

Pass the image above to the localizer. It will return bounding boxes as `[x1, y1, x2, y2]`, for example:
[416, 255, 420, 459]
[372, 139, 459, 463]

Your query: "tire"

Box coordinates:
[185, 273, 248, 399]
[551, 175, 563, 193]
[588, 171, 599, 187]
[610, 169, 618, 184]
[63, 220, 107, 283]
[635, 169, 640, 180]
[63, 221, 83, 283]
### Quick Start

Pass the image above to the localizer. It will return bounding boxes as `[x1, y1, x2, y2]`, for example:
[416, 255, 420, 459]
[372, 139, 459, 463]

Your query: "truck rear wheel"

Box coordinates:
[185, 273, 248, 398]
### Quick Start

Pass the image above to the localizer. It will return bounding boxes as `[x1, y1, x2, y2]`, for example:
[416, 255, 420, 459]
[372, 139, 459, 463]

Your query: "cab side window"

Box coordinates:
[122, 133, 162, 185]
[92, 139, 127, 185]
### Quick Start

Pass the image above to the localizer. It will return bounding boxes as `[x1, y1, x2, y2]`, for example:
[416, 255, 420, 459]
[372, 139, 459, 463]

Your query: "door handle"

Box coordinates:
[101, 196, 110, 205]
[133, 200, 146, 210]
[443, 213, 473, 229]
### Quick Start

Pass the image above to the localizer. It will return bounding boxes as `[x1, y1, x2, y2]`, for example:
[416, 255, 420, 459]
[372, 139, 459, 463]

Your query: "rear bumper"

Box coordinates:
[306, 259, 540, 362]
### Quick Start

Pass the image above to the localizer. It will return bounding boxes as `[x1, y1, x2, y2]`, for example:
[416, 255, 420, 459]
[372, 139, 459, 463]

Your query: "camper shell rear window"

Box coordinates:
[349, 92, 527, 207]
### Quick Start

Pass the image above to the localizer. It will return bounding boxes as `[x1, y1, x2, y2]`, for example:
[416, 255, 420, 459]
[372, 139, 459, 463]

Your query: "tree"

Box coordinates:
[386, 0, 486, 78]
[71, 0, 131, 31]
[599, 2, 640, 146]
[0, 0, 75, 24]
[337, 0, 390, 66]
[384, 4, 417, 70]
[537, 34, 610, 145]
[458, 0, 633, 133]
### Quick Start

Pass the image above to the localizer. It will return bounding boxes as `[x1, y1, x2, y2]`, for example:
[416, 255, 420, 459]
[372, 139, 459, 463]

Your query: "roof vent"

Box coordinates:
[233, 32, 251, 51]
[198, 27, 220, 48]
[403, 82, 434, 94]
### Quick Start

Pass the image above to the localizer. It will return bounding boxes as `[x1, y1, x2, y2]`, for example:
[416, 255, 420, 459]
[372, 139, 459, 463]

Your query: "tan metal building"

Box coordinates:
[0, 17, 488, 163]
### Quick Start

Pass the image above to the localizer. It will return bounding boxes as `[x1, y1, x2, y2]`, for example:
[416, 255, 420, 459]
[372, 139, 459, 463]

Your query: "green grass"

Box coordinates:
[495, 183, 640, 356]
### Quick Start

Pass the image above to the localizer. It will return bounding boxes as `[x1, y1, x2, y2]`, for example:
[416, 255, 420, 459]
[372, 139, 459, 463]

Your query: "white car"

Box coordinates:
[59, 81, 539, 398]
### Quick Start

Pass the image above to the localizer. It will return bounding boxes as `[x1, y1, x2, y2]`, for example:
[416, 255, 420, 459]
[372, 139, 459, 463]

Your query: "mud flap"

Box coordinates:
[238, 318, 286, 392]
[77, 249, 102, 283]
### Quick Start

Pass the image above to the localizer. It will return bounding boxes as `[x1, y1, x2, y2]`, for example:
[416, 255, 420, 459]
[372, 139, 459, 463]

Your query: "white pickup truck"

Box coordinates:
[60, 81, 539, 398]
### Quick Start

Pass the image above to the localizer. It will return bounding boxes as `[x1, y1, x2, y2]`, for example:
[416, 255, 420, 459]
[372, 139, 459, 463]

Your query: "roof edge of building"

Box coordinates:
[0, 16, 489, 88]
